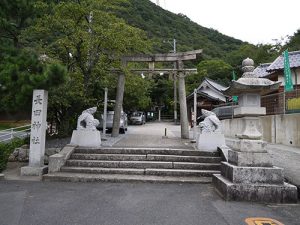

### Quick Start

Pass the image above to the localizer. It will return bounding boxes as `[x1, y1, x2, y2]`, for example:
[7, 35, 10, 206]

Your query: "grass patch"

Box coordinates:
[0, 138, 29, 172]
[0, 121, 30, 131]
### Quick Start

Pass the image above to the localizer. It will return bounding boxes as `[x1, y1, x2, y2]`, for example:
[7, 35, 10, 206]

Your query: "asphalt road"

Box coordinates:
[0, 180, 299, 225]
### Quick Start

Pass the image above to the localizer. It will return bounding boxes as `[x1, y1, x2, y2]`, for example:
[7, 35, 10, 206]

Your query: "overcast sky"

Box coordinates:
[150, 0, 300, 45]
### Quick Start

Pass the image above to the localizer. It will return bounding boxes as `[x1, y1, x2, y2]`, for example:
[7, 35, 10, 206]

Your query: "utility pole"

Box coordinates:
[103, 88, 108, 136]
[193, 89, 197, 140]
[163, 38, 178, 124]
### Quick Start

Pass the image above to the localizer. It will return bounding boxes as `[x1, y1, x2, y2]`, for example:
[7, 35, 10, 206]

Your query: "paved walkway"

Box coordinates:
[114, 122, 193, 149]
[267, 143, 300, 188]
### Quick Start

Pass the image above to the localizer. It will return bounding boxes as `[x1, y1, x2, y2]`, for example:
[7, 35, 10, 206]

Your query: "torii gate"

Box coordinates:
[112, 49, 203, 139]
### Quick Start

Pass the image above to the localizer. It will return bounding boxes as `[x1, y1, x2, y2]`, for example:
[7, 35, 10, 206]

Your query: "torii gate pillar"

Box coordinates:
[177, 60, 189, 139]
[112, 60, 126, 137]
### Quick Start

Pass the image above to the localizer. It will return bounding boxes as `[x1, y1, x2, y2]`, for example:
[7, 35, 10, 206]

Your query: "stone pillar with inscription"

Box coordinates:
[21, 90, 48, 176]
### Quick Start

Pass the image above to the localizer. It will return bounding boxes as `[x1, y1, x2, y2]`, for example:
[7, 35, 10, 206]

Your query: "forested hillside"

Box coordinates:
[115, 0, 243, 59]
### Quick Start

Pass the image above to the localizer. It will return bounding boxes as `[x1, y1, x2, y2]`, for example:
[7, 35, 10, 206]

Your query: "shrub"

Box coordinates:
[0, 138, 28, 172]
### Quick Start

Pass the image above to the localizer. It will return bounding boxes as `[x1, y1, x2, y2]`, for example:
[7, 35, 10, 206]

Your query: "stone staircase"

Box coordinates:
[43, 147, 221, 183]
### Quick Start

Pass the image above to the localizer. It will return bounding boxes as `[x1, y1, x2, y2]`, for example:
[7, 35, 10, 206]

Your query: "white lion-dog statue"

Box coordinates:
[77, 107, 99, 131]
[199, 109, 222, 133]
[197, 109, 225, 152]
[71, 106, 101, 147]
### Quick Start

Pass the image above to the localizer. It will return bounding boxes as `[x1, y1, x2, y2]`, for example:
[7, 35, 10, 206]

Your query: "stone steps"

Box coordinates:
[43, 172, 212, 184]
[60, 167, 220, 177]
[70, 153, 221, 163]
[74, 147, 219, 156]
[44, 147, 221, 183]
[66, 160, 220, 170]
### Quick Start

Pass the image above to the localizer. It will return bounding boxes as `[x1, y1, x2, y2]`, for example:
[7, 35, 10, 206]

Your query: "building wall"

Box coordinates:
[221, 113, 300, 147]
[277, 68, 300, 87]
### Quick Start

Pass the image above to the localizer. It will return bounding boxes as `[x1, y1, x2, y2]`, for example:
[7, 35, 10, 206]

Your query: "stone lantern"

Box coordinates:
[213, 58, 298, 203]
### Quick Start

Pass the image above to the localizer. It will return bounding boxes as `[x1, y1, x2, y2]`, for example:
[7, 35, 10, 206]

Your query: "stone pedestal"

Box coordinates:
[213, 161, 297, 203]
[213, 116, 298, 203]
[213, 174, 297, 203]
[21, 90, 48, 176]
[213, 122, 298, 203]
[196, 132, 225, 152]
[70, 130, 101, 147]
[21, 166, 48, 176]
[214, 58, 297, 203]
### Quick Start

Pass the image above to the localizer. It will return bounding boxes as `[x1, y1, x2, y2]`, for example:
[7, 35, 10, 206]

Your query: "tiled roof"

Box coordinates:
[267, 50, 300, 72]
[253, 63, 272, 77]
[204, 77, 227, 91]
[186, 77, 227, 102]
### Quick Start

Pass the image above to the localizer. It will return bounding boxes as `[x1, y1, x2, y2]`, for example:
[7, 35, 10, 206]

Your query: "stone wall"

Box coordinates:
[221, 113, 300, 147]
[9, 145, 61, 164]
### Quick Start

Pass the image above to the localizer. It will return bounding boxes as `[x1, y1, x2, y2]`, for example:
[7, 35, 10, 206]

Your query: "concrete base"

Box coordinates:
[220, 162, 284, 184]
[70, 130, 101, 147]
[0, 174, 4, 180]
[48, 145, 76, 173]
[21, 166, 48, 176]
[228, 150, 273, 167]
[234, 107, 266, 116]
[197, 133, 226, 152]
[213, 174, 298, 203]
[230, 139, 267, 152]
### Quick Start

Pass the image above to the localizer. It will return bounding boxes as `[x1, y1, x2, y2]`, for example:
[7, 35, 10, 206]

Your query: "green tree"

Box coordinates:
[23, 0, 149, 96]
[19, 0, 150, 134]
[123, 73, 152, 111]
[225, 44, 278, 74]
[186, 59, 233, 94]
[150, 75, 173, 114]
[0, 48, 67, 112]
[0, 0, 36, 48]
[285, 30, 300, 51]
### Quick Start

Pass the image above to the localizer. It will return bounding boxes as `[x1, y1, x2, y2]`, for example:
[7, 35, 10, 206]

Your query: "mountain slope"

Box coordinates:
[116, 0, 244, 59]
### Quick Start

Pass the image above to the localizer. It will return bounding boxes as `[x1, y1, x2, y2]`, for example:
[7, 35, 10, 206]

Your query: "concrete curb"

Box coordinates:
[48, 145, 77, 173]
[0, 174, 4, 180]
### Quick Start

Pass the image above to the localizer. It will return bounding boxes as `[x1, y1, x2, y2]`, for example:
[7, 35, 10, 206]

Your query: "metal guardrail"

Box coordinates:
[0, 124, 31, 143]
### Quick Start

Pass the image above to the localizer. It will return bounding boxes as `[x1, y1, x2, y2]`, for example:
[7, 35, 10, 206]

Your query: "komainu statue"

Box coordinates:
[199, 109, 222, 133]
[77, 107, 99, 131]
